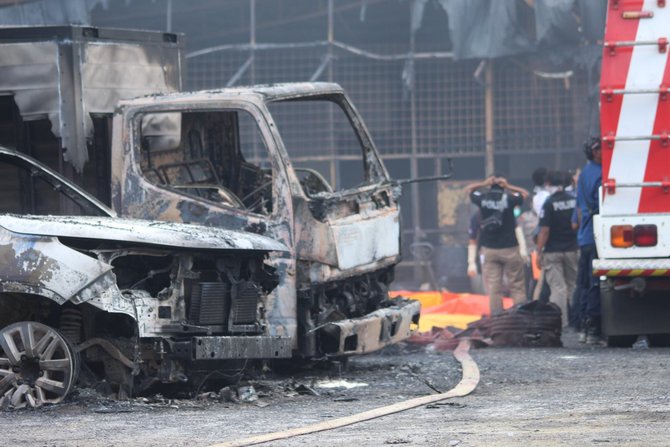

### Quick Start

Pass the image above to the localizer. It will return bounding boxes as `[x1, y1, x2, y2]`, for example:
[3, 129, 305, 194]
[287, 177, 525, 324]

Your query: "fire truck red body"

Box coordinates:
[593, 0, 670, 344]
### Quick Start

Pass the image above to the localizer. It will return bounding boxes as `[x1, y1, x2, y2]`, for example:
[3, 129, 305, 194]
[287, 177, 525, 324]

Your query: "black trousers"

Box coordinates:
[577, 243, 600, 321]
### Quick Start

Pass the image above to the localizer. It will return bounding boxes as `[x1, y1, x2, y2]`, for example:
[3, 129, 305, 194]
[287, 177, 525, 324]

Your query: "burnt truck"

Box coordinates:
[0, 26, 419, 404]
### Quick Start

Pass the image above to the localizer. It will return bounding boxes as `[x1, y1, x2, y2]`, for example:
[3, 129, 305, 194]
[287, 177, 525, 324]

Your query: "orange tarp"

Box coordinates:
[389, 290, 444, 308]
[390, 290, 513, 316]
[422, 293, 514, 316]
[391, 290, 514, 331]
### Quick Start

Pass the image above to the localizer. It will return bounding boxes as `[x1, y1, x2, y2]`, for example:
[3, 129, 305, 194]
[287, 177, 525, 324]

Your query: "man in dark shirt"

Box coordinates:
[466, 176, 529, 315]
[535, 170, 579, 328]
[575, 137, 603, 343]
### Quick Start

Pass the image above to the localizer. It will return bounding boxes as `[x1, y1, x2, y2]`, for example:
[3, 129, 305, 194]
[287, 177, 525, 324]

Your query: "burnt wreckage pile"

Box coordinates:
[0, 26, 420, 408]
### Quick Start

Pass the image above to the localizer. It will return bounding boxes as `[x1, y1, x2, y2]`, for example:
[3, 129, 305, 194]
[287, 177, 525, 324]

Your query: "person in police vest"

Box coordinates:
[535, 170, 579, 328]
[466, 175, 529, 315]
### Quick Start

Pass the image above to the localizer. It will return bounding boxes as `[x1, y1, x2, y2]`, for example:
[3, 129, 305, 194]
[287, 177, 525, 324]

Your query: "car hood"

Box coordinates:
[0, 214, 287, 253]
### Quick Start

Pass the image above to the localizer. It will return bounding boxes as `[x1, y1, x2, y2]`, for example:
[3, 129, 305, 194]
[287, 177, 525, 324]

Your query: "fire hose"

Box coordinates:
[209, 338, 480, 447]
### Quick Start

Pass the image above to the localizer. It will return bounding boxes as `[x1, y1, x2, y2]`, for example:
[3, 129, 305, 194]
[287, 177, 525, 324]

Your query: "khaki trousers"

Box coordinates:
[543, 250, 579, 327]
[481, 246, 526, 315]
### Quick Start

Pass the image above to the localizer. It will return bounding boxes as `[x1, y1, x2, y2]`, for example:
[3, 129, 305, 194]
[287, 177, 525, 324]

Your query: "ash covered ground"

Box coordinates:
[3, 332, 670, 447]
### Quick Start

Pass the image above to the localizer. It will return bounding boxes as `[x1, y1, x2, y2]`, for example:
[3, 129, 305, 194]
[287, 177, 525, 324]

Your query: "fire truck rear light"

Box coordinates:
[634, 225, 658, 247]
[611, 225, 634, 247]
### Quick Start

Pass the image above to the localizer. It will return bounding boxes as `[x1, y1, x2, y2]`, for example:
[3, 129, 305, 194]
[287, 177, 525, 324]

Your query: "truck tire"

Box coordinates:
[648, 334, 670, 347]
[606, 335, 636, 348]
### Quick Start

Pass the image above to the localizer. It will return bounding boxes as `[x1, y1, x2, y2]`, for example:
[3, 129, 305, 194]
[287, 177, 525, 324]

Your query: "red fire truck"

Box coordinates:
[594, 0, 670, 345]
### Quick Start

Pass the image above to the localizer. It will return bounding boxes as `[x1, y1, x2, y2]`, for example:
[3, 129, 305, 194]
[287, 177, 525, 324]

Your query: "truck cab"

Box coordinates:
[114, 83, 419, 357]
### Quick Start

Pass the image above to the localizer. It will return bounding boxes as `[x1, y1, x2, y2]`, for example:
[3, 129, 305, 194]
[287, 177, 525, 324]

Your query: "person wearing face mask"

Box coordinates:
[466, 175, 529, 315]
[535, 170, 579, 328]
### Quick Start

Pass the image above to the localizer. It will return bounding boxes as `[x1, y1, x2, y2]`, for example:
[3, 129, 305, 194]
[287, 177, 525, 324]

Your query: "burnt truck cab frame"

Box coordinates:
[0, 146, 290, 408]
[114, 83, 419, 358]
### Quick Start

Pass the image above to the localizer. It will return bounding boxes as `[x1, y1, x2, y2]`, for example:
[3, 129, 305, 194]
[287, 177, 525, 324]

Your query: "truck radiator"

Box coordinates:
[189, 282, 230, 326]
[230, 281, 261, 326]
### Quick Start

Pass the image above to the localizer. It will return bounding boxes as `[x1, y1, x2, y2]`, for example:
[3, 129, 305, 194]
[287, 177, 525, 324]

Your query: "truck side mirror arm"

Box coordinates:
[394, 158, 454, 186]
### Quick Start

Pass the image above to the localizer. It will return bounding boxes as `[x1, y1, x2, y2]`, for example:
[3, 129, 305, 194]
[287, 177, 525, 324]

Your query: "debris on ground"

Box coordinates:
[407, 301, 563, 351]
[294, 384, 320, 396]
[237, 385, 258, 403]
[313, 379, 369, 390]
[219, 386, 237, 403]
[633, 336, 649, 349]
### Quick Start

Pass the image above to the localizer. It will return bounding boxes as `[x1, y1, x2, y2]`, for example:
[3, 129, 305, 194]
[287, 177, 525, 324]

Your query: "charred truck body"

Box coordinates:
[0, 26, 419, 405]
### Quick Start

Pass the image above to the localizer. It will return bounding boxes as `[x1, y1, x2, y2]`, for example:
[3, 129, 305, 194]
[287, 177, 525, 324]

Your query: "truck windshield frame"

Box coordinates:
[132, 102, 284, 218]
[266, 93, 389, 196]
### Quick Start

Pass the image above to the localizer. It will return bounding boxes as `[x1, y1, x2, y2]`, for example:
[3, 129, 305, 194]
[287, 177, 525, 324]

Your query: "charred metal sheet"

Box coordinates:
[299, 256, 399, 288]
[330, 210, 399, 270]
[94, 289, 153, 336]
[238, 82, 343, 100]
[75, 338, 135, 370]
[0, 26, 183, 172]
[0, 228, 112, 305]
[119, 82, 345, 109]
[0, 0, 100, 26]
[320, 300, 421, 356]
[293, 191, 400, 280]
[191, 336, 292, 360]
[0, 215, 287, 253]
[82, 41, 181, 113]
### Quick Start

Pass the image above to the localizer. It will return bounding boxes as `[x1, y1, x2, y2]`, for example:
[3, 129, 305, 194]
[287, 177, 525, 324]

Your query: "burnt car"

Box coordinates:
[0, 147, 287, 408]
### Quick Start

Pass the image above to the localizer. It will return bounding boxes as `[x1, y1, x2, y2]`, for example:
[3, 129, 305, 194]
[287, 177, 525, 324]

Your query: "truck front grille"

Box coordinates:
[231, 281, 261, 325]
[189, 282, 230, 326]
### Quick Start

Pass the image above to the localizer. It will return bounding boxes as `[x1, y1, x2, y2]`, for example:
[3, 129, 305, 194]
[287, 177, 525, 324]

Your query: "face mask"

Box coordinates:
[513, 207, 521, 218]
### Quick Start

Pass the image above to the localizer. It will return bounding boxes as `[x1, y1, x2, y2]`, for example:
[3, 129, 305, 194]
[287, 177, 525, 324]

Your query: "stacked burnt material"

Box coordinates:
[463, 301, 562, 348]
[407, 300, 562, 350]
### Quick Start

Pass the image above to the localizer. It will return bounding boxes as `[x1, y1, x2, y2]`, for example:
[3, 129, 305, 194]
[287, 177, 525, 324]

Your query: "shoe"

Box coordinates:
[578, 330, 587, 344]
[578, 318, 588, 344]
[632, 336, 649, 349]
[585, 332, 602, 345]
[586, 326, 602, 345]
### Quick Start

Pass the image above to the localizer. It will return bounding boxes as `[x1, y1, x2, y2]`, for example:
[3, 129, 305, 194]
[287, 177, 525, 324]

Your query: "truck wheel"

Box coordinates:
[0, 321, 78, 408]
[606, 335, 636, 348]
[648, 334, 670, 347]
